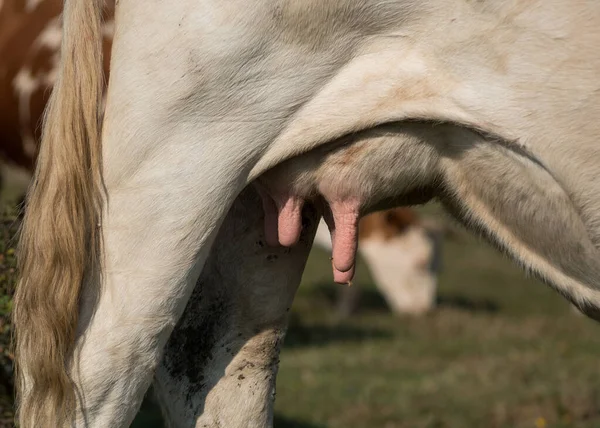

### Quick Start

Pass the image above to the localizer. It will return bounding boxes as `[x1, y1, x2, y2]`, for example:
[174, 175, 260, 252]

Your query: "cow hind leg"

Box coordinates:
[153, 186, 319, 428]
[438, 127, 600, 319]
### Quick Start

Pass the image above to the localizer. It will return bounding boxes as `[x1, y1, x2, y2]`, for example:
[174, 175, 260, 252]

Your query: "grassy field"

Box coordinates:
[271, 234, 600, 428]
[131, 206, 600, 428]
[1, 170, 599, 427]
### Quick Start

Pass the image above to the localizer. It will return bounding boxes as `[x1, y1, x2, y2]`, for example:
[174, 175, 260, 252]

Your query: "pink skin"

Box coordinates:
[256, 185, 305, 247]
[257, 184, 361, 285]
[323, 198, 360, 284]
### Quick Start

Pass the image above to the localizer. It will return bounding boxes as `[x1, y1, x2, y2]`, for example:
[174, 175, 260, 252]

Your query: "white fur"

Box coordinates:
[57, 0, 600, 426]
[154, 188, 319, 427]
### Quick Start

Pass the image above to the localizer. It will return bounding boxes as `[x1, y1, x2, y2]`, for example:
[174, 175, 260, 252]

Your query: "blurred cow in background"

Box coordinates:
[315, 209, 443, 317]
[0, 0, 442, 318]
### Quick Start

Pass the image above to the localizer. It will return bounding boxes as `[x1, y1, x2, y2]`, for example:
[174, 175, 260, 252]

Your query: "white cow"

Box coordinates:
[12, 0, 600, 427]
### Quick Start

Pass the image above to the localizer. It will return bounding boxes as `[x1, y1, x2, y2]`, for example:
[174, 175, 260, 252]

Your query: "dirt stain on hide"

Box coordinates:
[162, 279, 230, 402]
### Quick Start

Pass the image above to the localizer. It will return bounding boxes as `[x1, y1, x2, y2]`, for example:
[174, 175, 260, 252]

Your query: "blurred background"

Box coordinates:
[2, 1, 600, 427]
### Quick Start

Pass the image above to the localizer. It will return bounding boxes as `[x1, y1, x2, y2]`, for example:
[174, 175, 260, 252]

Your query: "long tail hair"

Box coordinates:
[12, 0, 105, 425]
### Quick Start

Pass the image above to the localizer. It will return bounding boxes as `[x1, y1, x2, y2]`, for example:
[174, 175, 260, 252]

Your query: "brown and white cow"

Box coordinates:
[0, 0, 440, 319]
[0, 0, 113, 172]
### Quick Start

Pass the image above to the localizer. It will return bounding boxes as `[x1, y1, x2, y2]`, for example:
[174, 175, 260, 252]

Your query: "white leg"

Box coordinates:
[70, 166, 247, 425]
[153, 187, 320, 427]
[69, 73, 258, 425]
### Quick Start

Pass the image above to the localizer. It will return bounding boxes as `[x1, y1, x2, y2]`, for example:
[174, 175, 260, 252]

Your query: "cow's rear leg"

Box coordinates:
[69, 178, 244, 426]
[153, 187, 319, 428]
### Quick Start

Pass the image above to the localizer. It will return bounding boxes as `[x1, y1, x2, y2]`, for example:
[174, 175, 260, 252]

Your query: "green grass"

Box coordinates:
[274, 231, 600, 428]
[1, 187, 598, 427]
[0, 166, 29, 205]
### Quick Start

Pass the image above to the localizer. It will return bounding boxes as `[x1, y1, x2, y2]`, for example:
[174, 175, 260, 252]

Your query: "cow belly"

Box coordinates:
[256, 119, 600, 321]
